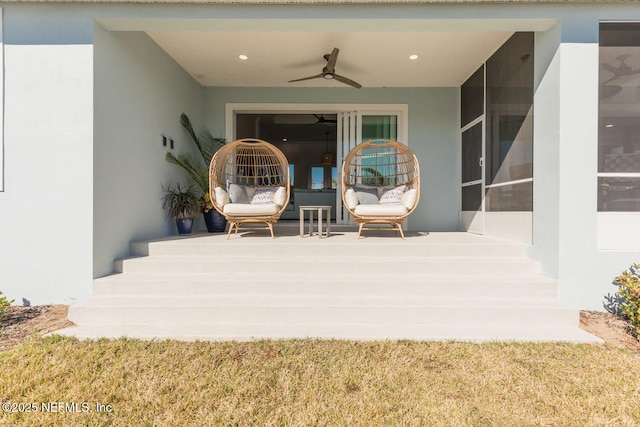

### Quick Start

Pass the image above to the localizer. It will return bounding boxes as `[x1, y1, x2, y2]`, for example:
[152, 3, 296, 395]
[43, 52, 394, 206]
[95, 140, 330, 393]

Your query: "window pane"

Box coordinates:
[462, 184, 482, 211]
[599, 177, 640, 211]
[311, 167, 324, 189]
[599, 23, 640, 174]
[485, 181, 533, 212]
[486, 32, 534, 188]
[331, 167, 337, 189]
[289, 164, 294, 186]
[462, 122, 482, 183]
[461, 66, 484, 127]
[599, 23, 640, 212]
[362, 115, 397, 141]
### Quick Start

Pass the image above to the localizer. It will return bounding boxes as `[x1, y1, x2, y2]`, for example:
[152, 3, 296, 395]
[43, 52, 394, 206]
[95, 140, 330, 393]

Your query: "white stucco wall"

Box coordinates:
[204, 87, 460, 233]
[531, 16, 640, 310]
[93, 26, 206, 279]
[0, 7, 93, 305]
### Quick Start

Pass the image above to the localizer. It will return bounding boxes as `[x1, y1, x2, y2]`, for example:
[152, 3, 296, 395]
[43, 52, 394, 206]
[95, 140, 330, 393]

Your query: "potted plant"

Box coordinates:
[161, 183, 199, 235]
[165, 113, 227, 232]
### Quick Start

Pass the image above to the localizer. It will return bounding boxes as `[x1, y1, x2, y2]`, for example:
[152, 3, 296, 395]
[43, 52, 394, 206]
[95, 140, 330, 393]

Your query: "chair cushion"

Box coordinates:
[251, 187, 277, 204]
[401, 188, 418, 210]
[354, 185, 379, 205]
[228, 183, 249, 204]
[344, 188, 359, 210]
[354, 203, 408, 216]
[273, 186, 287, 207]
[379, 185, 406, 204]
[214, 187, 230, 207]
[223, 203, 280, 216]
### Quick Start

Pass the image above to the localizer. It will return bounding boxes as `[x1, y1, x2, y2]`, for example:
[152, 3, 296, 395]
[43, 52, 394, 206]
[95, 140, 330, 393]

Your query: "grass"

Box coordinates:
[1, 337, 639, 426]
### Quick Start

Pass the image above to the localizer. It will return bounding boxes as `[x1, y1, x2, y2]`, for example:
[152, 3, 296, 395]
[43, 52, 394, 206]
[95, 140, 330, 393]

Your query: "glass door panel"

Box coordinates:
[461, 120, 484, 233]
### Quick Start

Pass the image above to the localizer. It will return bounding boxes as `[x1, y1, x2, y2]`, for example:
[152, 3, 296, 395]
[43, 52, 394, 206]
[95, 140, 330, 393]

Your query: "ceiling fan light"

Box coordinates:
[323, 73, 334, 80]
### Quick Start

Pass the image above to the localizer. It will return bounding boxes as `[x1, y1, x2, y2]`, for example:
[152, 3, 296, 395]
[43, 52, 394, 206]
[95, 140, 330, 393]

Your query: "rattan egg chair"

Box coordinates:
[209, 138, 290, 239]
[342, 139, 420, 239]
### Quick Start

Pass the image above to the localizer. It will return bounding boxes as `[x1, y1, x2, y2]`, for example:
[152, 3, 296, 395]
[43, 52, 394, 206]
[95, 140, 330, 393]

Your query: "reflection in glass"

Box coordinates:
[362, 116, 397, 141]
[485, 181, 533, 212]
[599, 23, 640, 211]
[462, 122, 483, 183]
[485, 32, 534, 211]
[462, 184, 482, 211]
[461, 66, 484, 128]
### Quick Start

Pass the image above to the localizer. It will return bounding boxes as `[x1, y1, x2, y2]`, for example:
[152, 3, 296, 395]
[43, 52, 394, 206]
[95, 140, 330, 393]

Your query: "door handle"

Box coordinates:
[479, 158, 484, 167]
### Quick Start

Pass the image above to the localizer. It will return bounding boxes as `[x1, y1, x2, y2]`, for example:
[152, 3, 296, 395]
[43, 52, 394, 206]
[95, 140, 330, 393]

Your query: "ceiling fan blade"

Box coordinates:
[325, 48, 339, 73]
[333, 73, 362, 89]
[288, 73, 325, 83]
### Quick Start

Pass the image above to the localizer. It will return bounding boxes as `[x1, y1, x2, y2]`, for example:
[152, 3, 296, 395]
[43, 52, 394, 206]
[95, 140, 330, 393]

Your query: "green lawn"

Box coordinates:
[1, 336, 639, 426]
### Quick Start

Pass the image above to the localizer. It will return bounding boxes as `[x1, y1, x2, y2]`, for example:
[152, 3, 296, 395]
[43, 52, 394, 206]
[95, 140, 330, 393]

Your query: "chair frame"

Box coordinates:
[341, 139, 420, 239]
[209, 138, 290, 239]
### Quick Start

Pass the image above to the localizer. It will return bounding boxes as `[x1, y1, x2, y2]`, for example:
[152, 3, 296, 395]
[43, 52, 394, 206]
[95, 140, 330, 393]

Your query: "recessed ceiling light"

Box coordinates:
[606, 124, 614, 128]
[409, 54, 419, 60]
[282, 138, 288, 142]
[239, 54, 249, 61]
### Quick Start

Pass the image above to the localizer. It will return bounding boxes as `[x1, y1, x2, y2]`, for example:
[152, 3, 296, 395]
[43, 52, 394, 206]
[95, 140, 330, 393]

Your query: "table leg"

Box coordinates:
[309, 209, 314, 237]
[326, 208, 331, 237]
[317, 208, 323, 238]
[299, 207, 303, 237]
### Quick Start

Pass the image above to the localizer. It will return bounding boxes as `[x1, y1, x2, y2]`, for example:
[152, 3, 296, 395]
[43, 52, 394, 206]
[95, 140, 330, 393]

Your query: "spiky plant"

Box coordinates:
[161, 183, 199, 220]
[165, 113, 225, 211]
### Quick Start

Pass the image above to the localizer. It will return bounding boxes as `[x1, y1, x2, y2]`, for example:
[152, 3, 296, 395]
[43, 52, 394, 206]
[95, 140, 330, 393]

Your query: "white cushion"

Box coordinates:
[273, 186, 287, 207]
[251, 188, 277, 204]
[354, 203, 408, 217]
[344, 188, 359, 210]
[379, 185, 406, 204]
[401, 189, 418, 210]
[223, 203, 279, 216]
[354, 185, 379, 205]
[214, 187, 230, 208]
[228, 183, 249, 204]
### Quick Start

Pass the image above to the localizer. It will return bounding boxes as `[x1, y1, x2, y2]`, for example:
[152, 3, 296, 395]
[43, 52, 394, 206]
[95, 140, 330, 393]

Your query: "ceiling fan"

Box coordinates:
[289, 48, 362, 89]
[308, 114, 337, 126]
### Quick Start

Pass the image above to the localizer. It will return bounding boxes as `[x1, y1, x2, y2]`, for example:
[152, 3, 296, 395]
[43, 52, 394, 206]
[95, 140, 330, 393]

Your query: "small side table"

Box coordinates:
[299, 206, 332, 238]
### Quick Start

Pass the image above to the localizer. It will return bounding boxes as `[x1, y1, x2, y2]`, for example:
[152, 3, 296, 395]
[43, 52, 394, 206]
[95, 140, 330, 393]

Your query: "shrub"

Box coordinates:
[0, 291, 14, 318]
[613, 264, 640, 333]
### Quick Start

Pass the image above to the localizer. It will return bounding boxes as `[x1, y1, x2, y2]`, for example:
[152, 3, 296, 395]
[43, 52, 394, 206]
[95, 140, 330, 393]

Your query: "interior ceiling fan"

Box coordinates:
[289, 48, 362, 89]
[601, 54, 640, 84]
[308, 114, 337, 126]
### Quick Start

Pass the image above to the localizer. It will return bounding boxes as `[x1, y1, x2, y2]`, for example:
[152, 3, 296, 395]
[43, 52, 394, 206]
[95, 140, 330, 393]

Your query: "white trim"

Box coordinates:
[485, 177, 534, 189]
[461, 179, 482, 187]
[226, 103, 408, 226]
[460, 115, 484, 133]
[598, 173, 640, 178]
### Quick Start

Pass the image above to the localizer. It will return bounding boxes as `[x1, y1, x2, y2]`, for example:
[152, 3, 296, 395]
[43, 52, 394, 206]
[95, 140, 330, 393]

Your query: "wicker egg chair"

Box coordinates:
[209, 138, 290, 239]
[342, 139, 420, 239]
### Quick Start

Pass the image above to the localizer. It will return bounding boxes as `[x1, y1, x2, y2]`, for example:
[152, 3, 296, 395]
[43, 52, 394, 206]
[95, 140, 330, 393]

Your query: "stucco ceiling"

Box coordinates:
[97, 18, 557, 88]
[147, 30, 514, 87]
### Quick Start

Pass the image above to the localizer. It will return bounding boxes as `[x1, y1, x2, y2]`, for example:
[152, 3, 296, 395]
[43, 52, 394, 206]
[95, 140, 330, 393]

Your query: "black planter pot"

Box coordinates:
[203, 209, 227, 233]
[175, 218, 194, 235]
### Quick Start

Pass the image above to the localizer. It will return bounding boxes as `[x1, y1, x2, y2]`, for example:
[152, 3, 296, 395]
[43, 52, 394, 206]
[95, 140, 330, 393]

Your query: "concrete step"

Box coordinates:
[53, 323, 602, 344]
[132, 239, 527, 259]
[116, 256, 540, 276]
[67, 295, 576, 327]
[93, 274, 558, 298]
